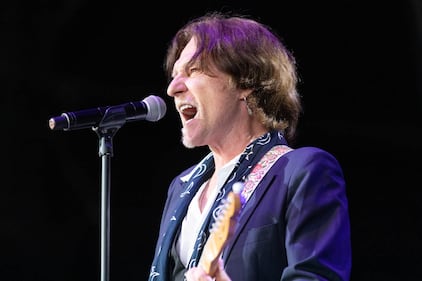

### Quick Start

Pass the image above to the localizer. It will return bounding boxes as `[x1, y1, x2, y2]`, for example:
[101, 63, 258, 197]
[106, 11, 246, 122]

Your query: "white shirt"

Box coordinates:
[176, 154, 240, 267]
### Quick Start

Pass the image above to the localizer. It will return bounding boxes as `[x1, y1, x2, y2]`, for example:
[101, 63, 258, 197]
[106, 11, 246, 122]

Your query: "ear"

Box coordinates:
[238, 89, 253, 101]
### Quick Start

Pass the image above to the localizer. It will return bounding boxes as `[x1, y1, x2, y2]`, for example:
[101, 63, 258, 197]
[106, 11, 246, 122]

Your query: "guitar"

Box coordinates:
[198, 182, 244, 276]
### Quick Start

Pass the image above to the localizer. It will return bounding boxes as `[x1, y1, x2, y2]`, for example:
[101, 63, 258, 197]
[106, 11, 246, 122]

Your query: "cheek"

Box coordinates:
[185, 75, 210, 91]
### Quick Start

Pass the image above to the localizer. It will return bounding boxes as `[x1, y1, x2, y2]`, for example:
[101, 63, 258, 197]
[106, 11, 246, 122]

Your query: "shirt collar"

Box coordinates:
[180, 152, 240, 183]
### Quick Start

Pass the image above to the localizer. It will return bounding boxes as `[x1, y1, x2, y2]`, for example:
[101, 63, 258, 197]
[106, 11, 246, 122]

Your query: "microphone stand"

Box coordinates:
[92, 105, 127, 281]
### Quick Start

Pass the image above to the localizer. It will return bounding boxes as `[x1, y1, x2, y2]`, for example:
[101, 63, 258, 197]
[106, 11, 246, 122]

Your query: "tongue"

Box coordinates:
[183, 108, 197, 116]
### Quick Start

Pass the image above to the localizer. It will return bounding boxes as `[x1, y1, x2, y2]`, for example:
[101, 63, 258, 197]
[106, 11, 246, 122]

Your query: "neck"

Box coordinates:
[210, 130, 267, 170]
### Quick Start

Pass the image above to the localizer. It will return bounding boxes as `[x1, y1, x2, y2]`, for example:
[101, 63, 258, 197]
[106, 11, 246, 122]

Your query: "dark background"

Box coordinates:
[2, 1, 421, 280]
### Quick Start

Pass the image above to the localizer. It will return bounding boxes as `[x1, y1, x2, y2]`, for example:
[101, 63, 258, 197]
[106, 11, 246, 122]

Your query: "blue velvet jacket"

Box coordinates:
[150, 146, 352, 281]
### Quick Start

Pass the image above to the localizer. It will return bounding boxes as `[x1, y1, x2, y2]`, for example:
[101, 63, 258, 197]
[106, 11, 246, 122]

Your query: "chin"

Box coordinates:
[181, 129, 196, 149]
[182, 140, 196, 149]
[181, 134, 198, 149]
[181, 127, 208, 149]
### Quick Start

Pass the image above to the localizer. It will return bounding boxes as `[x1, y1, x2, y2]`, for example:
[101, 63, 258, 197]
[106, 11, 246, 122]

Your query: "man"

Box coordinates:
[148, 12, 351, 281]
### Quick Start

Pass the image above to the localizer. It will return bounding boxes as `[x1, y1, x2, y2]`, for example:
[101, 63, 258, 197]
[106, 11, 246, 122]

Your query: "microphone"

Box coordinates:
[48, 94, 167, 131]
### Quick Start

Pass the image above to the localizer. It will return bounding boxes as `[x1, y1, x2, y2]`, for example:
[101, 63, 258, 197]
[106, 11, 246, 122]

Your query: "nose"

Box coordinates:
[167, 75, 187, 97]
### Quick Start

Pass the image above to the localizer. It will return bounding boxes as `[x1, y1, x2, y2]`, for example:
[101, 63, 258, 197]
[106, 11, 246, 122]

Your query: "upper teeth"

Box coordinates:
[180, 104, 194, 112]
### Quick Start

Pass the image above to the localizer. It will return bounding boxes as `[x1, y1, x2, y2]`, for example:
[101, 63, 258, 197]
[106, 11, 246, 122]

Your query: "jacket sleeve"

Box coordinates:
[282, 147, 352, 281]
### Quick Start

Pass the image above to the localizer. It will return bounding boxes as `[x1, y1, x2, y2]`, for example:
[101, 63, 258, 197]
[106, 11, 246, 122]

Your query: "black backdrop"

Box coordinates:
[2, 1, 421, 280]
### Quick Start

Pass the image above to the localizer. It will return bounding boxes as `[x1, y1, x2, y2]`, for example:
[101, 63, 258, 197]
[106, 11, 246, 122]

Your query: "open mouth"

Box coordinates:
[179, 104, 197, 121]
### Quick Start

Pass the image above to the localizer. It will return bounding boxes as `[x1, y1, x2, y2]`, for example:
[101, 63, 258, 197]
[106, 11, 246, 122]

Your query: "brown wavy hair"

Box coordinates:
[165, 11, 302, 143]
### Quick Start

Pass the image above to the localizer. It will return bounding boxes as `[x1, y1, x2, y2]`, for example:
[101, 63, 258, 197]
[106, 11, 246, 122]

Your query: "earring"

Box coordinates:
[243, 97, 253, 116]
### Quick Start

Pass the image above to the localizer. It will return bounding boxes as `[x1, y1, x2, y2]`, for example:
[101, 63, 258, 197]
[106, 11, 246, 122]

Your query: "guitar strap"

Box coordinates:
[193, 144, 293, 279]
[241, 144, 293, 203]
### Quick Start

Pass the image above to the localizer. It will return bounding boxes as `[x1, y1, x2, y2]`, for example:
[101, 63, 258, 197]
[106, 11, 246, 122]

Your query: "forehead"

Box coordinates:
[173, 38, 197, 72]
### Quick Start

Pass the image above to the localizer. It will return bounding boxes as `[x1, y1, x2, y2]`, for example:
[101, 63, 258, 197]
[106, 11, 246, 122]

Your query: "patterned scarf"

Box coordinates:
[148, 130, 287, 281]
